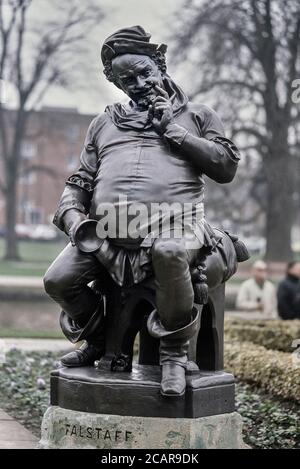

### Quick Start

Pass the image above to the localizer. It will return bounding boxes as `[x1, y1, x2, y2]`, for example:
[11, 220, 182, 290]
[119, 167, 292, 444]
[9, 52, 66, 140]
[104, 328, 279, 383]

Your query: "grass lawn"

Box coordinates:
[0, 238, 67, 276]
[0, 328, 64, 339]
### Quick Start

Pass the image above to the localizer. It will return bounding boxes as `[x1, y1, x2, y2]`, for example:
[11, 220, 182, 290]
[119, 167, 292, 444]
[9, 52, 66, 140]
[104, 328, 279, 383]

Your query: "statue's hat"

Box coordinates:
[101, 25, 167, 65]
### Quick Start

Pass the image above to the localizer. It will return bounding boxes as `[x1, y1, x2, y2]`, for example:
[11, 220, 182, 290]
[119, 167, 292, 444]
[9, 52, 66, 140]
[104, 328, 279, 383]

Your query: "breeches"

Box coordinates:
[44, 233, 228, 333]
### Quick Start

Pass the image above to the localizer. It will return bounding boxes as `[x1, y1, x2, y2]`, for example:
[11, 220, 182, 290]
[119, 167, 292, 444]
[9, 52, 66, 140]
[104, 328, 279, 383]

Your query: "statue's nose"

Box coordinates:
[135, 76, 145, 88]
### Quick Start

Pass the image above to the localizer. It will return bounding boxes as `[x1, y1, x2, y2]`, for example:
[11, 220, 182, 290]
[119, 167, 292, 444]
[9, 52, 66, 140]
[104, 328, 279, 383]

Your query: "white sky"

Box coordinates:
[35, 0, 183, 115]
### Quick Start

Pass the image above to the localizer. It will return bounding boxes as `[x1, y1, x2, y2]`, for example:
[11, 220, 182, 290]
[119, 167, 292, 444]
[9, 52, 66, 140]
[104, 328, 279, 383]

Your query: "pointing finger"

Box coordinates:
[152, 96, 167, 105]
[153, 104, 169, 111]
[154, 85, 169, 98]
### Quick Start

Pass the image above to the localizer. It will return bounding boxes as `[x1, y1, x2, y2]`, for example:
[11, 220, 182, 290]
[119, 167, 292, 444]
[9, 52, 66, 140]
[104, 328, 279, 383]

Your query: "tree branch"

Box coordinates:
[285, 15, 300, 114]
[194, 79, 265, 96]
[18, 163, 60, 179]
[231, 126, 269, 145]
[15, 0, 29, 95]
[0, 0, 19, 77]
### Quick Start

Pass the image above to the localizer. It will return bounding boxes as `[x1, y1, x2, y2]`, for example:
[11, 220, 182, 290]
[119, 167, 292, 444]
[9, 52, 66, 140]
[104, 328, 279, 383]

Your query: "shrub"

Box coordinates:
[224, 340, 300, 403]
[236, 382, 299, 449]
[224, 318, 300, 352]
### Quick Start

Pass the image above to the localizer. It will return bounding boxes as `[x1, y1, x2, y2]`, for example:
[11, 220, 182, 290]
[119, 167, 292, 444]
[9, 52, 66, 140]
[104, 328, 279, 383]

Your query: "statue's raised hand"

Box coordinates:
[148, 85, 174, 134]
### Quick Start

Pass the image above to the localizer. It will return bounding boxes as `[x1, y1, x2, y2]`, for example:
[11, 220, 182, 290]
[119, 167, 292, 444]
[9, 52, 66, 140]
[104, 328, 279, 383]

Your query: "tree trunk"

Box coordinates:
[3, 109, 27, 261]
[4, 175, 20, 260]
[264, 131, 294, 262]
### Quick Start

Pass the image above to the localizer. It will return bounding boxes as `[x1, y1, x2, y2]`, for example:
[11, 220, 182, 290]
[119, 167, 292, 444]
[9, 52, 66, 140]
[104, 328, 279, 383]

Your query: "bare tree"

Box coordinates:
[0, 0, 105, 259]
[172, 0, 300, 261]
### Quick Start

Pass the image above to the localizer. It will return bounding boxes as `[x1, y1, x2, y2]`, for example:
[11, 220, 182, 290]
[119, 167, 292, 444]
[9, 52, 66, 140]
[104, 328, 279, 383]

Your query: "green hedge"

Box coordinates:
[224, 318, 300, 352]
[224, 340, 300, 403]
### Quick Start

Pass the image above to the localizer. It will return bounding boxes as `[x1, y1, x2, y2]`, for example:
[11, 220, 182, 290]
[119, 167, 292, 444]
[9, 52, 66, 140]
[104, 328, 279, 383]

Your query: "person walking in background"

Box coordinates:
[236, 260, 277, 318]
[277, 261, 300, 320]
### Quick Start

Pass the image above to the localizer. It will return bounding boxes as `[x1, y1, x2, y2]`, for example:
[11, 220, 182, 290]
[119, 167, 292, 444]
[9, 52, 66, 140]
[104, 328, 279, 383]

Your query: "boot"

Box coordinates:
[160, 339, 189, 396]
[59, 297, 105, 344]
[60, 341, 104, 367]
[59, 299, 106, 367]
[147, 307, 199, 397]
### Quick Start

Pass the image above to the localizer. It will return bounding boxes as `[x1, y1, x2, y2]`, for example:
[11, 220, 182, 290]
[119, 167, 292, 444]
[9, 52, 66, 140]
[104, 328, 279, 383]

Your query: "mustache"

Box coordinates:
[131, 87, 153, 96]
[131, 81, 158, 96]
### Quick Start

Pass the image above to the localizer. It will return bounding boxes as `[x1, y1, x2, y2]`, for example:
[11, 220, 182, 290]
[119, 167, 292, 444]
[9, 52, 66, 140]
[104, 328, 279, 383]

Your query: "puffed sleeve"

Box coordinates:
[164, 104, 240, 183]
[200, 105, 240, 162]
[53, 117, 99, 231]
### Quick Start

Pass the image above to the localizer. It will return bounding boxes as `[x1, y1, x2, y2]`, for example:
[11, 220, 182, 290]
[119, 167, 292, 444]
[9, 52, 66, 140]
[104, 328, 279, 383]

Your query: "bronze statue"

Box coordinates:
[44, 26, 248, 398]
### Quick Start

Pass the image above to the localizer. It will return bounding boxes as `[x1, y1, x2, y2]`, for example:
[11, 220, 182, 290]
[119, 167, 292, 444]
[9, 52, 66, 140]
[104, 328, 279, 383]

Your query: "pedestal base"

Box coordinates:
[41, 364, 248, 449]
[50, 365, 235, 418]
[39, 407, 246, 449]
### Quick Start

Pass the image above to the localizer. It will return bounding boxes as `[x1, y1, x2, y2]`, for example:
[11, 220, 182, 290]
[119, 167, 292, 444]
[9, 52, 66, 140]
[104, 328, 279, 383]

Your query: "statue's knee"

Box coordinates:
[152, 238, 186, 266]
[43, 268, 66, 298]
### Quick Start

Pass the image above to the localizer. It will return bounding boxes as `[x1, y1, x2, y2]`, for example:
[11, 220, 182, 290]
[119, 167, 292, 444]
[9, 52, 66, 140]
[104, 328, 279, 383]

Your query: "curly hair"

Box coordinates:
[103, 50, 167, 84]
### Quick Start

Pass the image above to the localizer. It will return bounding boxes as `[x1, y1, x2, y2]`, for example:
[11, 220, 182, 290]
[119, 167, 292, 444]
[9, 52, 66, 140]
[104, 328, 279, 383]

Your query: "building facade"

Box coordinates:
[0, 107, 96, 229]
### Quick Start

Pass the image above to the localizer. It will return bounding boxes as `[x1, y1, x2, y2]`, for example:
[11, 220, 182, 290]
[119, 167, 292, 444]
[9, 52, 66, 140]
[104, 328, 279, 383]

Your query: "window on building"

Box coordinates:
[21, 140, 37, 159]
[67, 124, 80, 142]
[21, 202, 43, 225]
[29, 208, 43, 225]
[19, 171, 37, 185]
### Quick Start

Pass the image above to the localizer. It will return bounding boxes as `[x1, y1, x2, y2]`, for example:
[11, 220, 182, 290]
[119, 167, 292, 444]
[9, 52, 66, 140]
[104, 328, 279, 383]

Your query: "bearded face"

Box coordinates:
[111, 54, 165, 109]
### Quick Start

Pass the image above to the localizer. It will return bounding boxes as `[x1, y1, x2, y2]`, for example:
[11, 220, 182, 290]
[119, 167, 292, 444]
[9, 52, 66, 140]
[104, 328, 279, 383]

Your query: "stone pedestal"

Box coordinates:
[39, 363, 247, 449]
[40, 407, 246, 449]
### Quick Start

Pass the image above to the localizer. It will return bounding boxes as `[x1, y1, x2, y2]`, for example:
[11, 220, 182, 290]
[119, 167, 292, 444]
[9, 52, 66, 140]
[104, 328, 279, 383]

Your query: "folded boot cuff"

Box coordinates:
[60, 301, 105, 344]
[147, 306, 199, 340]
